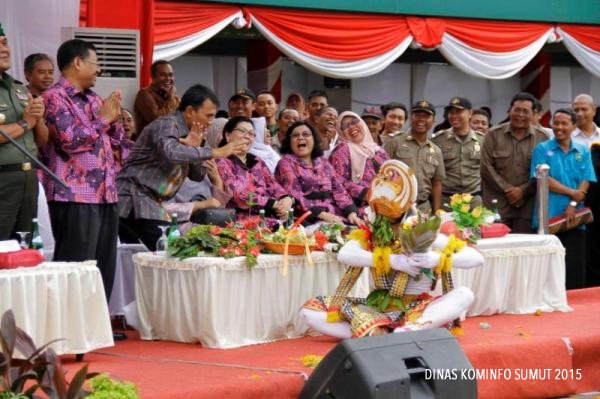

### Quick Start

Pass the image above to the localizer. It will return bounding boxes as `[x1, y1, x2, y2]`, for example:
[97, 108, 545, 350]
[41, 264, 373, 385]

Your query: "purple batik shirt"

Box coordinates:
[42, 77, 125, 204]
[329, 143, 389, 210]
[275, 154, 357, 223]
[216, 153, 289, 220]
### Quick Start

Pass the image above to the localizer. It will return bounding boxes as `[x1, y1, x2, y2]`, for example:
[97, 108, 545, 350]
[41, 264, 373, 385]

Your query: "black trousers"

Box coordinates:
[119, 210, 168, 252]
[49, 202, 118, 301]
[585, 222, 600, 287]
[556, 228, 586, 290]
[0, 170, 38, 240]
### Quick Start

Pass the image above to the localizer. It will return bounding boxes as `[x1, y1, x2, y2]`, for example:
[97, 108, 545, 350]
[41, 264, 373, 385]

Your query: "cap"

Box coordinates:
[361, 106, 383, 119]
[0, 22, 5, 37]
[229, 88, 256, 102]
[444, 97, 472, 111]
[411, 100, 436, 116]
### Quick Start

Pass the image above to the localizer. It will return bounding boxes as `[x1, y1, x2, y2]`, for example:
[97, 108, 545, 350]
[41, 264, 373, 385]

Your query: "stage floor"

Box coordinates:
[62, 287, 600, 399]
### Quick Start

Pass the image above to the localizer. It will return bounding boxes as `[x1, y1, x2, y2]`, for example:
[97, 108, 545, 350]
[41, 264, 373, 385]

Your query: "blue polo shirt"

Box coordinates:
[530, 138, 596, 228]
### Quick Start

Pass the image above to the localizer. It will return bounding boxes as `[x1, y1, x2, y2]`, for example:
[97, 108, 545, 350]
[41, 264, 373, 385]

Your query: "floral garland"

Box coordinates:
[168, 217, 263, 267]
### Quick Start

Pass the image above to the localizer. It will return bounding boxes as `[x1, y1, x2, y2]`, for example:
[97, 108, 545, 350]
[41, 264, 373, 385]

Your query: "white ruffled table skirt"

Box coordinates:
[133, 251, 369, 348]
[0, 261, 114, 355]
[454, 234, 571, 316]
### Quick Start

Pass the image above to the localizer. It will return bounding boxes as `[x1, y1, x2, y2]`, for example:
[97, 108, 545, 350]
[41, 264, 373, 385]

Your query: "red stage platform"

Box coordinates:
[62, 288, 600, 398]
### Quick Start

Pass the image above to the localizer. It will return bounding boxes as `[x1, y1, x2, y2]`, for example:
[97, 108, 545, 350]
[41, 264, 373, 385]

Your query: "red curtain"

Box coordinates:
[444, 19, 553, 52]
[154, 2, 240, 44]
[558, 24, 600, 51]
[246, 6, 412, 60]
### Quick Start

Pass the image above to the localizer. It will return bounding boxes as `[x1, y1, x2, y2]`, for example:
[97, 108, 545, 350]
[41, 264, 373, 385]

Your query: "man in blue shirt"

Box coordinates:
[531, 108, 597, 289]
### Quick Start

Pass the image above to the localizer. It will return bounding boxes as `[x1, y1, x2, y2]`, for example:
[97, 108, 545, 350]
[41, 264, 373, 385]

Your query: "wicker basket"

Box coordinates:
[262, 241, 318, 255]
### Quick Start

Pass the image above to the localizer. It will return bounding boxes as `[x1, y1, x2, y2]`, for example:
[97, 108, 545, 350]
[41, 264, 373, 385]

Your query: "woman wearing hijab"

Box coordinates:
[215, 116, 293, 225]
[275, 121, 362, 226]
[285, 92, 309, 120]
[329, 111, 389, 215]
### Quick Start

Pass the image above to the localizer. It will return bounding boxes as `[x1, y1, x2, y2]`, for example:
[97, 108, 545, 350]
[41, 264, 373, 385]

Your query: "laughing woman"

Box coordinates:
[329, 111, 389, 215]
[215, 116, 294, 225]
[275, 121, 362, 226]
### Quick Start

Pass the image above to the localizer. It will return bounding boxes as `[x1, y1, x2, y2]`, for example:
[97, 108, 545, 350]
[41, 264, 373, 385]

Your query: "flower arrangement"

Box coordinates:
[167, 216, 263, 267]
[446, 193, 494, 243]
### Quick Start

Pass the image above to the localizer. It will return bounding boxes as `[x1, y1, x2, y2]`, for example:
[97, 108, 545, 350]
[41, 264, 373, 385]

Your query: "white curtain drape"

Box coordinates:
[438, 29, 555, 80]
[251, 16, 414, 79]
[153, 12, 243, 62]
[557, 27, 600, 79]
[1, 0, 79, 82]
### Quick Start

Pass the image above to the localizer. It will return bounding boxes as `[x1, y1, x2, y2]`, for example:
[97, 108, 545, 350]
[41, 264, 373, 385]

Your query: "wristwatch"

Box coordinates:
[17, 119, 30, 131]
[569, 201, 578, 207]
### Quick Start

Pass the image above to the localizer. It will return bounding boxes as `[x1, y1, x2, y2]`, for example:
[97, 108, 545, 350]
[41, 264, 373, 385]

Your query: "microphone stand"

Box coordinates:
[0, 128, 68, 188]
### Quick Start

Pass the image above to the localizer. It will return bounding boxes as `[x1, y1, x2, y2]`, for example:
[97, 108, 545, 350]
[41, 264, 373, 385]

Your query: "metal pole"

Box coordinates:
[536, 164, 550, 234]
[0, 128, 68, 189]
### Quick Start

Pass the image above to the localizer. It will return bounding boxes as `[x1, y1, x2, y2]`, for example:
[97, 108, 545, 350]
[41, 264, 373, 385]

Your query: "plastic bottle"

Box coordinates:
[167, 213, 181, 244]
[491, 199, 502, 223]
[286, 208, 294, 229]
[29, 218, 43, 250]
[258, 209, 267, 232]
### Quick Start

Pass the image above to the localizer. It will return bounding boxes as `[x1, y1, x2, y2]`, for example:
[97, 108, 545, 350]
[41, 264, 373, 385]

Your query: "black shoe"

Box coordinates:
[113, 332, 128, 341]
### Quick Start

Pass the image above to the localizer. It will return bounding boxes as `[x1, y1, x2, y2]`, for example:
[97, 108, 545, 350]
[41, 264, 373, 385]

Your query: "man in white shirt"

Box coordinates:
[572, 94, 600, 147]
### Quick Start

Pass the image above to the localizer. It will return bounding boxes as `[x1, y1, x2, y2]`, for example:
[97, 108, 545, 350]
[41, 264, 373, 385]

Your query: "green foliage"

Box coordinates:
[0, 309, 99, 399]
[366, 289, 406, 313]
[86, 374, 138, 399]
[371, 215, 394, 247]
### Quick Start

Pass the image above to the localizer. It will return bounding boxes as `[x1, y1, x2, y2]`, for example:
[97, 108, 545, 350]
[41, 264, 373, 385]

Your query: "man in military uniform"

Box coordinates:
[432, 97, 485, 210]
[384, 100, 445, 213]
[481, 92, 548, 233]
[0, 23, 48, 240]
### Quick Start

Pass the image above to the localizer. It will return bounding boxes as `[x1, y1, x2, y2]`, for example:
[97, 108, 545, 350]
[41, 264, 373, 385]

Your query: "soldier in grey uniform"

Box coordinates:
[481, 92, 548, 233]
[432, 97, 485, 210]
[0, 23, 48, 240]
[384, 100, 445, 214]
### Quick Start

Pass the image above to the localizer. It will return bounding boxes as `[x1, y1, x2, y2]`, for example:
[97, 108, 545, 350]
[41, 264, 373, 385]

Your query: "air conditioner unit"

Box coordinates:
[62, 27, 139, 111]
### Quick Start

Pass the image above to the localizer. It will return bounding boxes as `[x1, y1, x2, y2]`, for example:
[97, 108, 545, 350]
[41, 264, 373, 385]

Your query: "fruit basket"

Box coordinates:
[261, 241, 318, 255]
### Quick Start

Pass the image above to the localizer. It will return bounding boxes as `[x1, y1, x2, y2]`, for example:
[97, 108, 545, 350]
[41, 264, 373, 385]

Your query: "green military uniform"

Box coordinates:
[432, 128, 485, 210]
[0, 71, 38, 239]
[383, 132, 445, 213]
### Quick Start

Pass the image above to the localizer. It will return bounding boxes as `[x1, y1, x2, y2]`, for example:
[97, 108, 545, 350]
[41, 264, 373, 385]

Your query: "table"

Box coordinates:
[133, 251, 369, 348]
[454, 234, 571, 316]
[108, 243, 148, 317]
[0, 261, 114, 355]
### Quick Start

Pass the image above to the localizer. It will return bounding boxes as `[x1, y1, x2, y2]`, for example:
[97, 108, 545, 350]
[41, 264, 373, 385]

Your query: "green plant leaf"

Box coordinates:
[1, 310, 16, 365]
[66, 364, 88, 399]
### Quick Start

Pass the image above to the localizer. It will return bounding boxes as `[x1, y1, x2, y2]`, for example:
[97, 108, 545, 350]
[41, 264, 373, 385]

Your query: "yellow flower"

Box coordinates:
[460, 204, 470, 213]
[301, 354, 324, 368]
[461, 193, 473, 203]
[471, 206, 482, 218]
[450, 194, 462, 207]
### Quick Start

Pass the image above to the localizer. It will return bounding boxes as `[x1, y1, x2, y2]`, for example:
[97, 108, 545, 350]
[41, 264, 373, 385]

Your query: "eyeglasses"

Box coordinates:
[232, 128, 256, 137]
[290, 132, 312, 140]
[340, 118, 360, 131]
[84, 59, 101, 67]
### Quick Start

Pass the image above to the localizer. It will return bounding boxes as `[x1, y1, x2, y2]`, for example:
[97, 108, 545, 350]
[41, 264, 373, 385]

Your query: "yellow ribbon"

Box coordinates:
[373, 246, 392, 276]
[434, 234, 466, 274]
[282, 227, 314, 276]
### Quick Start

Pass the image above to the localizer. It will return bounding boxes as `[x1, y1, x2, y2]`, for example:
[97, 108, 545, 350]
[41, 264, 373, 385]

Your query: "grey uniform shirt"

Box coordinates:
[432, 128, 484, 195]
[383, 132, 445, 203]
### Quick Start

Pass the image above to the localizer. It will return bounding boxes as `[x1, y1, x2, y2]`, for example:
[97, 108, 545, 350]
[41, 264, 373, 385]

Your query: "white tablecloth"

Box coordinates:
[454, 234, 571, 316]
[0, 261, 114, 355]
[134, 251, 369, 348]
[108, 243, 148, 316]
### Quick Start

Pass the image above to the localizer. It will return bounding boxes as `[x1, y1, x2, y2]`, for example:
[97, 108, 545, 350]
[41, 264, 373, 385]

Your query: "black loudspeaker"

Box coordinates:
[299, 328, 477, 399]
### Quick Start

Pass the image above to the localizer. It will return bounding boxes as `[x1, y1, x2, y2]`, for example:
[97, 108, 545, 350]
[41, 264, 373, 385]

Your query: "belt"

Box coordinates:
[306, 191, 332, 200]
[442, 191, 481, 196]
[0, 162, 33, 172]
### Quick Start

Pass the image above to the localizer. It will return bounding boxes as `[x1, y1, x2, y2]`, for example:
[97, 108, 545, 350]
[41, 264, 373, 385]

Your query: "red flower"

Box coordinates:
[209, 226, 222, 235]
[313, 231, 329, 249]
